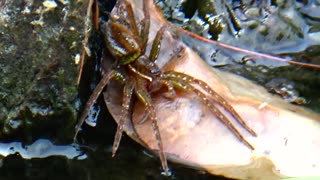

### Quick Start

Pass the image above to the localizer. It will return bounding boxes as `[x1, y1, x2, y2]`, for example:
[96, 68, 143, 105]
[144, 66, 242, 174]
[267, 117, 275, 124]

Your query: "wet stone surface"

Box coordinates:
[0, 0, 85, 142]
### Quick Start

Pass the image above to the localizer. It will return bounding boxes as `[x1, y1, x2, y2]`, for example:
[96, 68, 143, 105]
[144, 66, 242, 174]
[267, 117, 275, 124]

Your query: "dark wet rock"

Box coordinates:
[0, 0, 86, 142]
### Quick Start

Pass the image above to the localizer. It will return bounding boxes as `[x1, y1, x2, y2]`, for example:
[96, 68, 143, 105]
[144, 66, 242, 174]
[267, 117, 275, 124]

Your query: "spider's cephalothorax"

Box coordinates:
[75, 0, 257, 175]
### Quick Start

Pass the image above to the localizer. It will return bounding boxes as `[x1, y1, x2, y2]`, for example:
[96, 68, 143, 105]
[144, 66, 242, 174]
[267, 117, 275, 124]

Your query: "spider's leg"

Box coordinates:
[138, 78, 175, 125]
[137, 81, 174, 126]
[112, 80, 134, 157]
[121, 0, 139, 36]
[139, 0, 150, 50]
[161, 79, 176, 98]
[165, 72, 257, 137]
[193, 87, 254, 150]
[74, 70, 116, 141]
[163, 74, 254, 150]
[135, 78, 170, 175]
[149, 26, 166, 62]
[192, 78, 257, 136]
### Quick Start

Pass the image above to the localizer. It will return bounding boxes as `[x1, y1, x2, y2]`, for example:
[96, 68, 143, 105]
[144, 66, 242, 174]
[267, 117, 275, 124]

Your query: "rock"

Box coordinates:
[0, 0, 85, 142]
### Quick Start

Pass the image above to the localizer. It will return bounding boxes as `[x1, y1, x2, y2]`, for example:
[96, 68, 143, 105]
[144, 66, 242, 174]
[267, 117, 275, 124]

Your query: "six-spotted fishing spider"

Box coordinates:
[74, 0, 257, 175]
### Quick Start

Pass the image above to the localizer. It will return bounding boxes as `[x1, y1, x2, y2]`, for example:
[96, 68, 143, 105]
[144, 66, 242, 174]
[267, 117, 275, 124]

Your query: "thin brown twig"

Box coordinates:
[168, 22, 320, 69]
[77, 0, 94, 85]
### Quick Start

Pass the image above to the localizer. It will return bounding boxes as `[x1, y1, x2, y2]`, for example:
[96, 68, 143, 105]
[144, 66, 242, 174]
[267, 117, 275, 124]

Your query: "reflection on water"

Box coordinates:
[0, 135, 226, 179]
[0, 139, 84, 159]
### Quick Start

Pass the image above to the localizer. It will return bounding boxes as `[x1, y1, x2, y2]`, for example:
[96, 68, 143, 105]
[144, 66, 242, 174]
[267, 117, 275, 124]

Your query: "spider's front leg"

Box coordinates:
[162, 72, 256, 150]
[166, 72, 257, 137]
[74, 70, 117, 141]
[139, 0, 150, 51]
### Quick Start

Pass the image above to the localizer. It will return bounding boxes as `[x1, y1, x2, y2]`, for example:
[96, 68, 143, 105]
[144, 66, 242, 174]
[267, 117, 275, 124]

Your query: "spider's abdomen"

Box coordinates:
[103, 22, 142, 65]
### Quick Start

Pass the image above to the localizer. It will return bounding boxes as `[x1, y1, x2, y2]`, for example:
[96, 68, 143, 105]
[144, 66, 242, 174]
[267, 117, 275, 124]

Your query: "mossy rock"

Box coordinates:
[0, 0, 86, 143]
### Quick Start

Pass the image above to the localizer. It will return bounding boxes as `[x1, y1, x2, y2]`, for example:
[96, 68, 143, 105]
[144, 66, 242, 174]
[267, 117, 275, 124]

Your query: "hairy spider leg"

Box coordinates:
[119, 0, 139, 36]
[135, 78, 170, 175]
[74, 71, 117, 141]
[139, 0, 151, 51]
[149, 26, 166, 62]
[112, 79, 134, 157]
[165, 72, 257, 137]
[163, 72, 255, 150]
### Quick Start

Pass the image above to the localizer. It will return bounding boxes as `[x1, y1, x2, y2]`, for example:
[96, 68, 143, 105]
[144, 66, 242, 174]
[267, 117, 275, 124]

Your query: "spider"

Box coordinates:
[74, 0, 257, 175]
